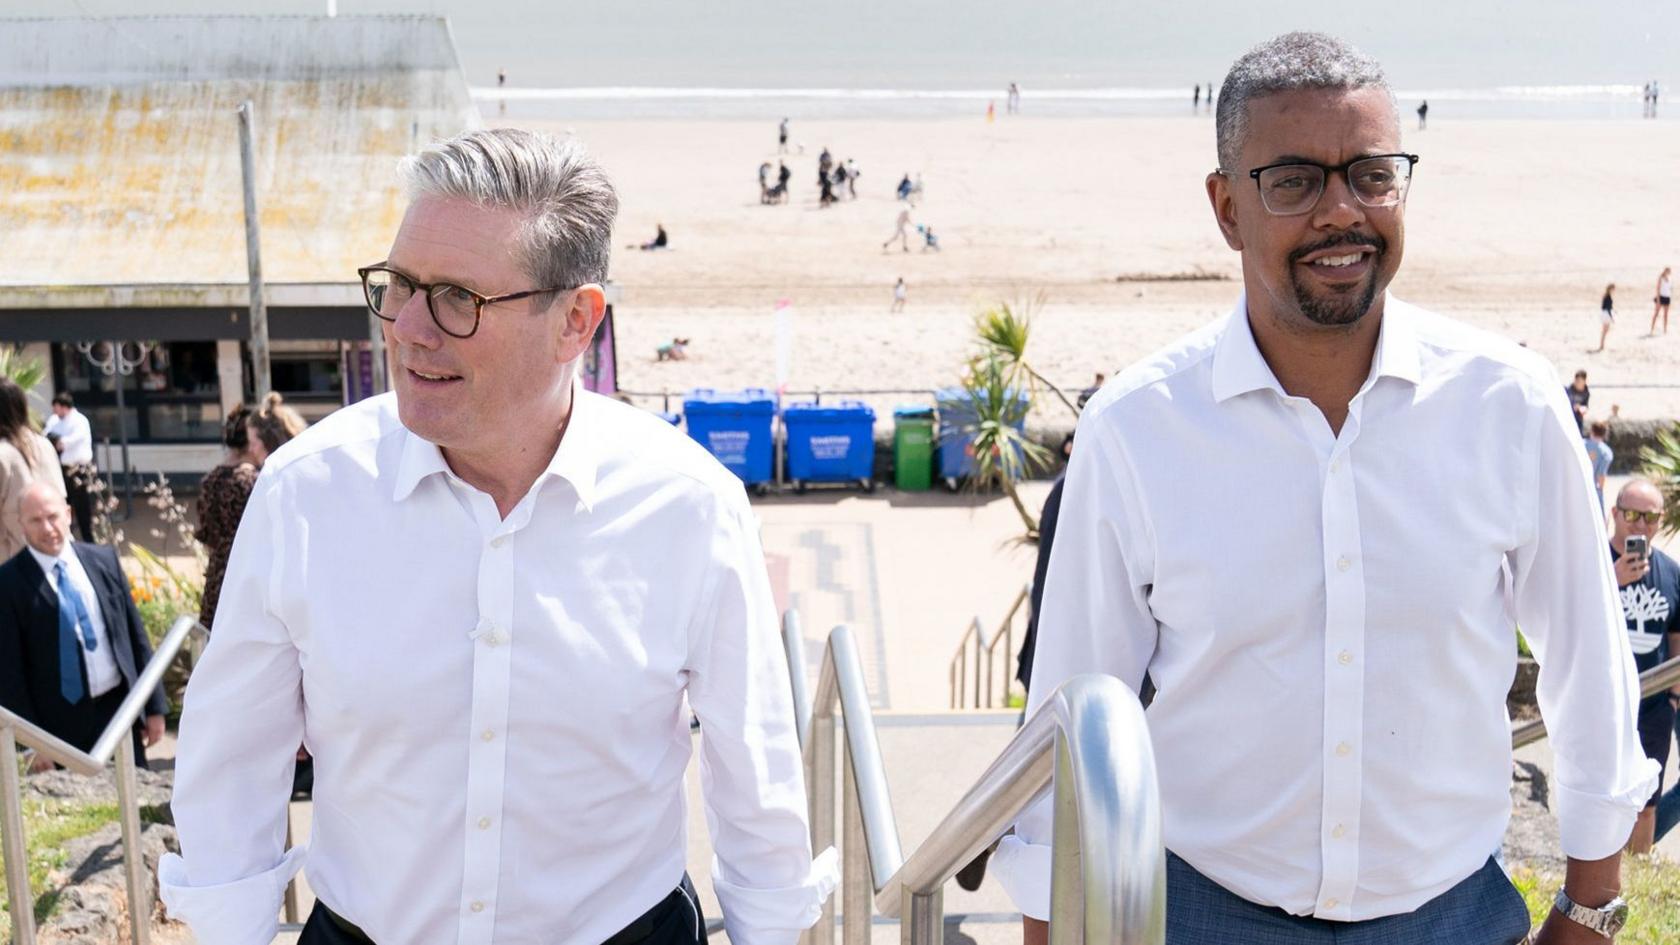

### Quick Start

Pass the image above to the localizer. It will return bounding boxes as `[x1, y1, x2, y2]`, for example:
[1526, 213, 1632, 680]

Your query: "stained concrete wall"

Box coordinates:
[0, 15, 477, 290]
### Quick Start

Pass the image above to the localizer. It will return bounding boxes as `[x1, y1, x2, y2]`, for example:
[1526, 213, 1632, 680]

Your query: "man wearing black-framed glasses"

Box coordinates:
[1000, 31, 1653, 945]
[161, 128, 833, 945]
[1606, 479, 1680, 857]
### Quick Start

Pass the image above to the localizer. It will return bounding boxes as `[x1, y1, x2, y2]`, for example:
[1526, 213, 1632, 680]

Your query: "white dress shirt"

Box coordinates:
[993, 296, 1657, 922]
[30, 544, 120, 698]
[44, 408, 93, 465]
[159, 387, 836, 945]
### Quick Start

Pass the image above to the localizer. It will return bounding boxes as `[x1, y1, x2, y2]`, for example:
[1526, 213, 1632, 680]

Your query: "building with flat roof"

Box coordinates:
[0, 14, 477, 474]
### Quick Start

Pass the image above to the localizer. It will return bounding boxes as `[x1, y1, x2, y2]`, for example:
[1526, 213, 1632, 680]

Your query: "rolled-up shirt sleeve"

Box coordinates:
[992, 406, 1158, 920]
[158, 476, 306, 945]
[1508, 380, 1659, 861]
[685, 490, 838, 945]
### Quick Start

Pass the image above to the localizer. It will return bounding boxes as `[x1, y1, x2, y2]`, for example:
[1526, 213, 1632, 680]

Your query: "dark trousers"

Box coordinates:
[299, 873, 706, 945]
[1165, 852, 1530, 945]
[60, 685, 148, 770]
[63, 464, 96, 543]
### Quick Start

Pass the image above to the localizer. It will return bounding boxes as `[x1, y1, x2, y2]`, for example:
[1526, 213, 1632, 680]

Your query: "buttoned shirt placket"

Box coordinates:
[452, 479, 538, 944]
[1303, 391, 1370, 920]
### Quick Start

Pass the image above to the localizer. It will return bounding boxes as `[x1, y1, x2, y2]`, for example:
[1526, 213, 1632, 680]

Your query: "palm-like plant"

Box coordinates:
[973, 295, 1080, 420]
[952, 351, 1053, 539]
[1639, 422, 1680, 537]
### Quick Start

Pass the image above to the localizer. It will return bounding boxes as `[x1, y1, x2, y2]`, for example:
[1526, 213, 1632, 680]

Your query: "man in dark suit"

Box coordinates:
[0, 481, 166, 772]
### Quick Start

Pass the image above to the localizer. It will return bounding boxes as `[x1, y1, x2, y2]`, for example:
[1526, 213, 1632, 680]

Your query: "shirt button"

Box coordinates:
[1329, 459, 1341, 473]
[470, 901, 485, 913]
[1336, 741, 1352, 757]
[490, 536, 507, 549]
[1336, 556, 1352, 572]
[1337, 650, 1353, 666]
[1325, 898, 1340, 910]
[1332, 824, 1346, 839]
[481, 729, 495, 742]
[478, 816, 492, 830]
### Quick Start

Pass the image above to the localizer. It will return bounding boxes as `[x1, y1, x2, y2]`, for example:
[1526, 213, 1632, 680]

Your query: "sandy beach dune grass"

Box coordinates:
[510, 115, 1680, 419]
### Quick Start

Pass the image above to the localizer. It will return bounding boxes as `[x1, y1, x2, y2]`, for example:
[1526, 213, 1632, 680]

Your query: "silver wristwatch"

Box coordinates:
[1553, 888, 1629, 938]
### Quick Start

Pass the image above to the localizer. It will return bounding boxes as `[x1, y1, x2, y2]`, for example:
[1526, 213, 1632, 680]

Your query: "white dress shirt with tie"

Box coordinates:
[30, 544, 120, 698]
[159, 386, 835, 945]
[992, 295, 1657, 922]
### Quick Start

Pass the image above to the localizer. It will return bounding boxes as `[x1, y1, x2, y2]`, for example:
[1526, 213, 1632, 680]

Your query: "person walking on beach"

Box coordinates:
[778, 117, 790, 153]
[845, 158, 860, 198]
[758, 161, 772, 202]
[891, 277, 907, 312]
[1008, 82, 1021, 114]
[1584, 420, 1613, 514]
[1417, 99, 1428, 130]
[1596, 283, 1615, 352]
[1652, 266, 1672, 335]
[882, 207, 913, 252]
[996, 31, 1652, 945]
[1194, 84, 1201, 109]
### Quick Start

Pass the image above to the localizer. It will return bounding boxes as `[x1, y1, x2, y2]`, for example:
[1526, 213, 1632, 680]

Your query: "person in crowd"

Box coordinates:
[1585, 420, 1613, 515]
[997, 33, 1652, 945]
[0, 481, 167, 770]
[1596, 283, 1615, 353]
[43, 391, 96, 543]
[1566, 369, 1591, 434]
[656, 337, 691, 361]
[844, 158, 860, 198]
[891, 277, 907, 312]
[637, 223, 669, 250]
[896, 173, 914, 201]
[1077, 372, 1106, 409]
[778, 116, 790, 153]
[0, 378, 65, 560]
[160, 127, 832, 945]
[883, 206, 913, 253]
[1652, 266, 1671, 336]
[195, 404, 261, 632]
[1604, 479, 1680, 854]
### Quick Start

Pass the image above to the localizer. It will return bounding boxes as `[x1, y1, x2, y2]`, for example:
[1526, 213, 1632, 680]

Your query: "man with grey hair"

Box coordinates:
[159, 128, 835, 945]
[996, 32, 1652, 945]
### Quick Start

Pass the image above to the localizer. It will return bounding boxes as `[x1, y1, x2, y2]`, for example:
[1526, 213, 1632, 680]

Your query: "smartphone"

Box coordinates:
[1626, 534, 1649, 560]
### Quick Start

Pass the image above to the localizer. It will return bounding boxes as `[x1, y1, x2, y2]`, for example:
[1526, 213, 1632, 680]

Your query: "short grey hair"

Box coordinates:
[399, 128, 619, 289]
[1216, 32, 1396, 172]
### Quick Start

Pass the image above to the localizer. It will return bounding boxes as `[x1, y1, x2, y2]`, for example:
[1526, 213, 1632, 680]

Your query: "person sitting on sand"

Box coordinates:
[919, 224, 941, 252]
[637, 224, 669, 251]
[896, 174, 913, 201]
[656, 337, 690, 361]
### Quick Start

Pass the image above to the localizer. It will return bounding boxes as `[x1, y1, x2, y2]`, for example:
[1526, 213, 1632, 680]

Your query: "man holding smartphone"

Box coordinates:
[1609, 479, 1680, 854]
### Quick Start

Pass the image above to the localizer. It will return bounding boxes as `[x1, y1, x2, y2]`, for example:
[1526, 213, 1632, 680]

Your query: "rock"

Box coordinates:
[1502, 760, 1565, 874]
[23, 767, 174, 809]
[33, 821, 184, 945]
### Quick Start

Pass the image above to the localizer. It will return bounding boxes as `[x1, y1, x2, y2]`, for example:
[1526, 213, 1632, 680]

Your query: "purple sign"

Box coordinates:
[581, 305, 618, 395]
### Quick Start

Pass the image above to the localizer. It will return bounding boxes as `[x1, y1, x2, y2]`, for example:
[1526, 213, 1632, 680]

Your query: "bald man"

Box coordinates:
[0, 482, 166, 771]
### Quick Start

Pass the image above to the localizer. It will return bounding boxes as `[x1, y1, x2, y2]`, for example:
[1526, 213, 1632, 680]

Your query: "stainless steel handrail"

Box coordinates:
[783, 610, 812, 747]
[2, 614, 205, 945]
[1512, 654, 1680, 748]
[798, 621, 1164, 945]
[948, 582, 1031, 709]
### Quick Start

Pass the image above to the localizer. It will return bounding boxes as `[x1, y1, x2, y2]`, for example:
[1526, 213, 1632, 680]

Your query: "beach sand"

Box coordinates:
[506, 114, 1680, 421]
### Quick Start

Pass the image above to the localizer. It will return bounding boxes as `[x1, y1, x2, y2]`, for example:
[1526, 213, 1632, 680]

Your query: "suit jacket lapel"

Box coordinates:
[75, 544, 135, 680]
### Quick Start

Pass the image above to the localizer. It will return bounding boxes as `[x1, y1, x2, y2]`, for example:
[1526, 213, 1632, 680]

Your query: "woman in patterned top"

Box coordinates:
[196, 392, 307, 630]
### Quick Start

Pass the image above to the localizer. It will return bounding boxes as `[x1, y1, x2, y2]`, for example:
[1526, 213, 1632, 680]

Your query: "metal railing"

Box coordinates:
[949, 582, 1032, 709]
[1512, 654, 1680, 748]
[795, 619, 1164, 945]
[2, 615, 205, 945]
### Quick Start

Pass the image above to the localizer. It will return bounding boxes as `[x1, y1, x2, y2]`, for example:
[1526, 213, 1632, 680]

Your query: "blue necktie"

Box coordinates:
[55, 560, 96, 704]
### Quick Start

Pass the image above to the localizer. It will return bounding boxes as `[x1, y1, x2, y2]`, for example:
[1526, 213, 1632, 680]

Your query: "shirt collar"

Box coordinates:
[28, 544, 71, 577]
[1211, 292, 1422, 404]
[391, 379, 600, 512]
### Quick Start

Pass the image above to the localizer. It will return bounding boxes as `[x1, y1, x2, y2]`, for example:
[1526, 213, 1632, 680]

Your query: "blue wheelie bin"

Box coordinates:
[783, 401, 877, 493]
[683, 388, 776, 492]
[935, 387, 1029, 491]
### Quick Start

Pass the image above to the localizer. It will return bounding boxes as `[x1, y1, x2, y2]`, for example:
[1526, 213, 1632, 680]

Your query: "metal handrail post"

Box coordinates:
[90, 616, 200, 765]
[783, 611, 812, 748]
[971, 617, 985, 709]
[841, 758, 869, 945]
[806, 690, 836, 945]
[114, 735, 150, 945]
[900, 888, 942, 945]
[2, 724, 37, 945]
